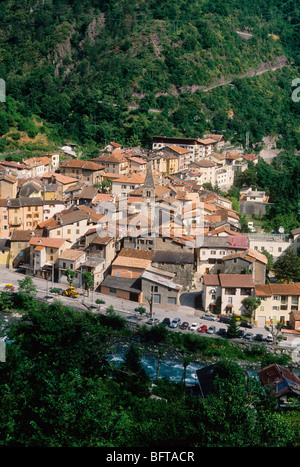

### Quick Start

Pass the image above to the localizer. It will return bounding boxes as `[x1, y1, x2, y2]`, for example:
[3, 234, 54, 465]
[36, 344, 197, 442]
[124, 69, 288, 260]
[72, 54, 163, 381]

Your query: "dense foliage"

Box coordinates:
[0, 0, 299, 155]
[0, 296, 298, 447]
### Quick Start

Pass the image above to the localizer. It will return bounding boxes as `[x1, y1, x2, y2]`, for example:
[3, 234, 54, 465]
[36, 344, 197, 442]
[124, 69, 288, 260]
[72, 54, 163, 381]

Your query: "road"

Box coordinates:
[0, 267, 281, 344]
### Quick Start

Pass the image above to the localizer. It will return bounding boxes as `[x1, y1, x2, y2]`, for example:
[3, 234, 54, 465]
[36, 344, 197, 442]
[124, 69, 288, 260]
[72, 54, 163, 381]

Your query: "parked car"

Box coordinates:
[240, 321, 253, 329]
[146, 318, 160, 325]
[244, 332, 253, 340]
[169, 317, 181, 328]
[218, 328, 227, 336]
[238, 329, 245, 338]
[161, 317, 171, 327]
[219, 316, 231, 324]
[255, 333, 264, 342]
[206, 325, 216, 334]
[266, 333, 274, 343]
[180, 321, 189, 330]
[189, 323, 199, 331]
[198, 324, 208, 332]
[202, 313, 217, 321]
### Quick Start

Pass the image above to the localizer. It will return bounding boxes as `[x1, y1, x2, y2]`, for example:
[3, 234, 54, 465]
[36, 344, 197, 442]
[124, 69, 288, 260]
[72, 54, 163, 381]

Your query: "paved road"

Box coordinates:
[0, 267, 279, 344]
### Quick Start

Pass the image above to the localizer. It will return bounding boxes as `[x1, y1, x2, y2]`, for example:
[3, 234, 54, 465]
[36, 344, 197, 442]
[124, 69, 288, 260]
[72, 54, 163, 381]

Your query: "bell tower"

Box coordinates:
[142, 158, 156, 233]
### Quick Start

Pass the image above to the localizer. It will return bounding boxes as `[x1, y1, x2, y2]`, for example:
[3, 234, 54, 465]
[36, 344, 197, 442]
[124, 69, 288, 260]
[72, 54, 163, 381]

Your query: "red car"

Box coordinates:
[198, 324, 207, 332]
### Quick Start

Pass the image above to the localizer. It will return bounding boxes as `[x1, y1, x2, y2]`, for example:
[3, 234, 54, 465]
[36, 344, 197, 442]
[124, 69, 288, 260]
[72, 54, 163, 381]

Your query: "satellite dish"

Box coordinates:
[278, 226, 285, 234]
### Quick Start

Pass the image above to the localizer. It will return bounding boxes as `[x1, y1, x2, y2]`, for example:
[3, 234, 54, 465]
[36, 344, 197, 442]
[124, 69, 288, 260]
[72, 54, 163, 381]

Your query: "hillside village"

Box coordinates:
[0, 134, 299, 332]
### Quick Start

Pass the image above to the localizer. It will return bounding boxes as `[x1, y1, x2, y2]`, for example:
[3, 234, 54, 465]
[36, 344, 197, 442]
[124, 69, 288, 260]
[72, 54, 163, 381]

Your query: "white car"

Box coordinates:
[202, 313, 218, 321]
[189, 323, 199, 331]
[266, 333, 273, 343]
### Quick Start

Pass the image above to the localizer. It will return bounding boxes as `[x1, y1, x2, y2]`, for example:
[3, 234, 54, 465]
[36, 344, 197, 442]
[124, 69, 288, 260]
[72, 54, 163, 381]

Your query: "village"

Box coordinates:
[0, 134, 299, 335]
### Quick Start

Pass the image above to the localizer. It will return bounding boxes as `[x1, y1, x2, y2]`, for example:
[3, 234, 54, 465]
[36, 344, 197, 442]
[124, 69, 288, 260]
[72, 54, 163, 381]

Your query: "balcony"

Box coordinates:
[10, 218, 22, 226]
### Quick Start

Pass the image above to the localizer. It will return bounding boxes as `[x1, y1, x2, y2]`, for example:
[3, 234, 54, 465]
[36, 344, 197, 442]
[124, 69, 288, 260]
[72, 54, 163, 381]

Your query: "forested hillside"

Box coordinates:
[0, 0, 299, 155]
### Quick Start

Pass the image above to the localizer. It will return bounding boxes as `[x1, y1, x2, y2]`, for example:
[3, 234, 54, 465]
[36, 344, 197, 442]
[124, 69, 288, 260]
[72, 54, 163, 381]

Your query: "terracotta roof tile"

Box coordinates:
[29, 237, 67, 248]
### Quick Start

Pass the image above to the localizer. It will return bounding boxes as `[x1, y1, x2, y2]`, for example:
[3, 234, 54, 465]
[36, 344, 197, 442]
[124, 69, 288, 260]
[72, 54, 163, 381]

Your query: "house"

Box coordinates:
[94, 150, 129, 175]
[0, 174, 18, 198]
[18, 179, 43, 198]
[60, 159, 105, 185]
[84, 232, 117, 270]
[0, 160, 28, 179]
[38, 209, 96, 245]
[40, 173, 79, 200]
[111, 248, 153, 279]
[164, 145, 192, 170]
[0, 238, 11, 268]
[221, 248, 267, 284]
[43, 200, 66, 221]
[10, 229, 43, 268]
[141, 265, 183, 305]
[22, 156, 52, 178]
[195, 235, 249, 274]
[289, 311, 300, 332]
[26, 237, 71, 279]
[100, 275, 143, 303]
[202, 273, 255, 315]
[103, 141, 122, 152]
[151, 250, 194, 290]
[0, 199, 9, 237]
[254, 282, 300, 327]
[57, 248, 86, 287]
[7, 197, 44, 232]
[127, 156, 147, 174]
[239, 187, 270, 217]
[111, 173, 146, 197]
[248, 234, 292, 260]
[257, 364, 300, 407]
[152, 136, 217, 162]
[205, 134, 225, 150]
[152, 136, 202, 163]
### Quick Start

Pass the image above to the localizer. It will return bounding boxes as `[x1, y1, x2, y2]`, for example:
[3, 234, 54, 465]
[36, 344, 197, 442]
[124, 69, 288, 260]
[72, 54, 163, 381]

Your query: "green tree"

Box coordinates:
[82, 271, 94, 296]
[63, 268, 76, 286]
[18, 276, 37, 297]
[273, 249, 300, 283]
[242, 297, 261, 323]
[227, 313, 239, 338]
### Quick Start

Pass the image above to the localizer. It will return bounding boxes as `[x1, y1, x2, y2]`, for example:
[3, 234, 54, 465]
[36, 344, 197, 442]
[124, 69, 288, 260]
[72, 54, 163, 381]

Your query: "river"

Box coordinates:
[109, 348, 300, 384]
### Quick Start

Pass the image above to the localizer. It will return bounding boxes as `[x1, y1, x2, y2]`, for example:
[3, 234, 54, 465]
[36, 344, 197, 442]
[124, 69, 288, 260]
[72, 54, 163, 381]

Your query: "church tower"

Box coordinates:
[142, 160, 156, 204]
[142, 159, 156, 232]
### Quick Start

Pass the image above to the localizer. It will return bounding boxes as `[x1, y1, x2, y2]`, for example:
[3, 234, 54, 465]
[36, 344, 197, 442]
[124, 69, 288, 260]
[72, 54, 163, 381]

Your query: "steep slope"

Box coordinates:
[0, 0, 299, 154]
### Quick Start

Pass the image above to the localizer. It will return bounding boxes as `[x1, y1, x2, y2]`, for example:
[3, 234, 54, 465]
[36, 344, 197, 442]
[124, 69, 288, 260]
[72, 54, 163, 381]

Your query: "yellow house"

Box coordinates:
[7, 197, 44, 234]
[0, 238, 11, 268]
[255, 283, 300, 327]
[160, 154, 178, 175]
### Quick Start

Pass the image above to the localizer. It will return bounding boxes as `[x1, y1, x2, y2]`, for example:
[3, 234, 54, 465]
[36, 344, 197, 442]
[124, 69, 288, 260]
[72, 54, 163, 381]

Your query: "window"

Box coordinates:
[151, 285, 158, 293]
[67, 229, 71, 234]
[241, 288, 252, 296]
[50, 256, 53, 261]
[225, 288, 236, 295]
[57, 231, 61, 235]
